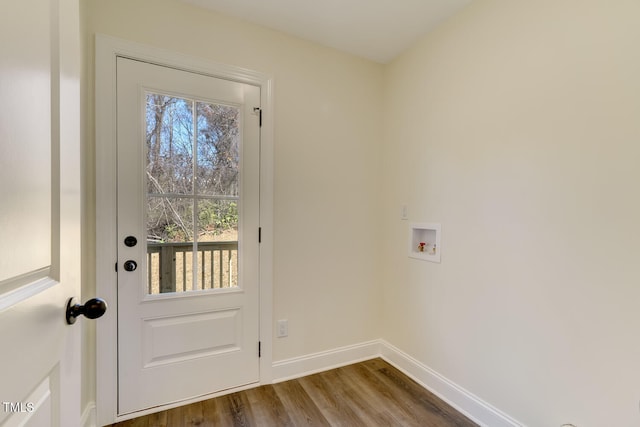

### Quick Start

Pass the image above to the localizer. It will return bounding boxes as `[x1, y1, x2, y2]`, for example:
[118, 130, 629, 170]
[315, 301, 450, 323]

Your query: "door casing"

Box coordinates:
[95, 34, 274, 425]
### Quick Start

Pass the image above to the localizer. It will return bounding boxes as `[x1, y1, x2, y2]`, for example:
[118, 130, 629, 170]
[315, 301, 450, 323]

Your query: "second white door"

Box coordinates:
[116, 57, 261, 415]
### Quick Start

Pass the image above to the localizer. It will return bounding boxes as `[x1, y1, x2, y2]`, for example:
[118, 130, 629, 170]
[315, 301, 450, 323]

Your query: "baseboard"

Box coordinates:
[271, 339, 523, 427]
[271, 340, 381, 382]
[379, 340, 524, 427]
[81, 401, 96, 427]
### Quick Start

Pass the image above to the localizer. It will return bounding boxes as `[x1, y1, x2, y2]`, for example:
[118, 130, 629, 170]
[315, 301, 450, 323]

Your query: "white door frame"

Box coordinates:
[95, 34, 274, 425]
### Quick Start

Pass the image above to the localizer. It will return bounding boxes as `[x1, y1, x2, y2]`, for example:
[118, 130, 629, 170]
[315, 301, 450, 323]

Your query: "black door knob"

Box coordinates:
[66, 297, 107, 325]
[123, 260, 137, 271]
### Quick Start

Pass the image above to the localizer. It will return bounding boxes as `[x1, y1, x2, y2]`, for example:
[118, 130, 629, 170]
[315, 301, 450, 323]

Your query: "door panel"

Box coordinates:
[0, 1, 51, 286]
[0, 0, 81, 426]
[0, 0, 51, 287]
[142, 308, 241, 367]
[116, 58, 260, 415]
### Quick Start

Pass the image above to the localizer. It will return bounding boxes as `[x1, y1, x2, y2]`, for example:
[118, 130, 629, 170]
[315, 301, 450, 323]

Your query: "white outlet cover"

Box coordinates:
[277, 319, 288, 337]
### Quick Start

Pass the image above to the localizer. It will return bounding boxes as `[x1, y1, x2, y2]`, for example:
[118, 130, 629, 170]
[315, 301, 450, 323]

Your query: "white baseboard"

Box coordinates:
[81, 401, 96, 427]
[272, 340, 381, 383]
[272, 339, 523, 427]
[378, 340, 523, 427]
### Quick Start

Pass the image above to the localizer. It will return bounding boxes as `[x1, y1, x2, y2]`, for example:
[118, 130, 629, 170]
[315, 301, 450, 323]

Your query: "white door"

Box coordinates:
[116, 57, 261, 415]
[0, 0, 82, 426]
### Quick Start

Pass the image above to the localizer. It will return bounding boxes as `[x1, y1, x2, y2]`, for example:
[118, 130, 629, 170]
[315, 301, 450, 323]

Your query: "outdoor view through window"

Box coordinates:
[145, 92, 240, 294]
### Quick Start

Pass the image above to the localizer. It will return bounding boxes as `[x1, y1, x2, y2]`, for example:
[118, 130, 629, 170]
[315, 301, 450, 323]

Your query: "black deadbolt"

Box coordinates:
[124, 260, 137, 272]
[124, 235, 138, 247]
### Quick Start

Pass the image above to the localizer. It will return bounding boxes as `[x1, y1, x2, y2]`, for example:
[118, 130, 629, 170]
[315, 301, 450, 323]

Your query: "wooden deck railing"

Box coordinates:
[147, 241, 238, 294]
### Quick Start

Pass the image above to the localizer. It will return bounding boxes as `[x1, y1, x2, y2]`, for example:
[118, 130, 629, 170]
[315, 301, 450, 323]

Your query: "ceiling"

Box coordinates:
[180, 0, 472, 63]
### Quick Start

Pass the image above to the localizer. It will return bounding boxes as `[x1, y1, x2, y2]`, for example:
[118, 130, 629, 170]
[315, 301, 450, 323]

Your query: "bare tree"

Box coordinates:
[145, 93, 240, 243]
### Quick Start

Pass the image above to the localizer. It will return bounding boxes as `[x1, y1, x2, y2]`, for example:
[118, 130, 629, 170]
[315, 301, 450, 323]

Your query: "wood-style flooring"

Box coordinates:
[109, 358, 478, 427]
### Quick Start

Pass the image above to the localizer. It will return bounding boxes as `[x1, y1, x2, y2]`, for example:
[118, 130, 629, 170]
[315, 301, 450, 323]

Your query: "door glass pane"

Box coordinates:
[197, 200, 238, 290]
[146, 94, 194, 195]
[195, 102, 240, 196]
[145, 92, 240, 295]
[147, 196, 194, 294]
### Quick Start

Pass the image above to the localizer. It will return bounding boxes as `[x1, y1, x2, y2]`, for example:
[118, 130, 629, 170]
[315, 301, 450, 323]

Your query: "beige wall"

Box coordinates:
[82, 0, 383, 410]
[82, 0, 640, 423]
[381, 0, 640, 424]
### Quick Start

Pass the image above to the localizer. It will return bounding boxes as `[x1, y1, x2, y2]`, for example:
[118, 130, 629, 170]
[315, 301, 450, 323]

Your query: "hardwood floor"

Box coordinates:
[109, 358, 478, 427]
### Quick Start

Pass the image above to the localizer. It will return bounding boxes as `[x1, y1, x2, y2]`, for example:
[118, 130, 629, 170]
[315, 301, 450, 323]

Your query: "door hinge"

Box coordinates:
[254, 107, 262, 127]
[258, 341, 262, 357]
[258, 227, 262, 243]
[115, 262, 118, 272]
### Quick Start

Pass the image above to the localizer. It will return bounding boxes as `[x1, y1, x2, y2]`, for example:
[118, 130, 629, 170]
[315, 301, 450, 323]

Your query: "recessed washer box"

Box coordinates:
[409, 223, 441, 263]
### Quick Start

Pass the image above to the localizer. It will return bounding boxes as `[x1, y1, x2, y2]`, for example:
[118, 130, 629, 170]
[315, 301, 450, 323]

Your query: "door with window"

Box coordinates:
[116, 57, 261, 415]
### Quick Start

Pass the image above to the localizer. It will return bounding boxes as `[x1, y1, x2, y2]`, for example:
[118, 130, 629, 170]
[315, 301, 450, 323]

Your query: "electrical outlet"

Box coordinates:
[277, 319, 288, 338]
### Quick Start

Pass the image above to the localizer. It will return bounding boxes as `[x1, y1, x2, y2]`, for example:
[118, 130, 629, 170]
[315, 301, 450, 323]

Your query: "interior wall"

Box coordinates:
[83, 0, 383, 409]
[82, 0, 640, 424]
[381, 0, 640, 425]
